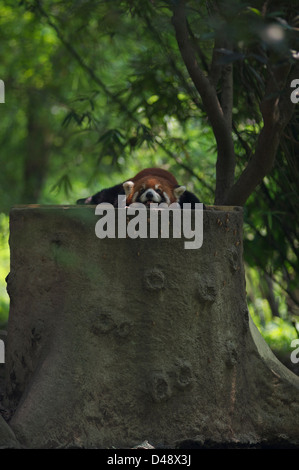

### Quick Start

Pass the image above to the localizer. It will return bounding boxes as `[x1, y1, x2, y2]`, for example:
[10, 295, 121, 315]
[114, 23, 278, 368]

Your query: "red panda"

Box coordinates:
[123, 168, 186, 207]
[77, 168, 203, 209]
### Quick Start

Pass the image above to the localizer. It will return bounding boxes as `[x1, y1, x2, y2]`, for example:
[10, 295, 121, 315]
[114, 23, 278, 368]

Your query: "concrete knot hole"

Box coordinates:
[144, 268, 165, 291]
[175, 360, 193, 389]
[225, 340, 238, 368]
[227, 246, 239, 272]
[116, 321, 133, 338]
[196, 279, 216, 303]
[90, 312, 116, 335]
[148, 372, 171, 402]
[31, 319, 44, 344]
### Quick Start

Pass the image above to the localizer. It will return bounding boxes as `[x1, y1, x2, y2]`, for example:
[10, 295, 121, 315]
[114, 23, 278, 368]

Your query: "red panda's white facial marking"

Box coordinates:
[163, 191, 170, 205]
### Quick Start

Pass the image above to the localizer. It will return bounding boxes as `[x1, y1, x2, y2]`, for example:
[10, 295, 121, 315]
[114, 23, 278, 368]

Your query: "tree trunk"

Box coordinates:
[2, 205, 299, 449]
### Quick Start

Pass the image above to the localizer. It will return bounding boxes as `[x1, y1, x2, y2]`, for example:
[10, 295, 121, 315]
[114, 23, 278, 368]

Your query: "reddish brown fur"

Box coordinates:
[131, 168, 178, 186]
[126, 168, 179, 205]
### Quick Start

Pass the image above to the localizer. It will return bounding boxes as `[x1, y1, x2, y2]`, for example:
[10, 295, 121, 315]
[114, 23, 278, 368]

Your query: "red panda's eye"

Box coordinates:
[156, 188, 162, 194]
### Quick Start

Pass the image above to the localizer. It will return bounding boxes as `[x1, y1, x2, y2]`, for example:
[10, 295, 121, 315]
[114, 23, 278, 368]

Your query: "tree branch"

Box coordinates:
[172, 0, 235, 204]
[209, 37, 224, 89]
[220, 60, 233, 130]
[225, 60, 299, 206]
[186, 19, 209, 73]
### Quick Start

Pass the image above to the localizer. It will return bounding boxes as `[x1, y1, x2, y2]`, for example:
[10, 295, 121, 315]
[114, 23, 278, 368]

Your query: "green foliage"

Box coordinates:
[0, 214, 9, 327]
[250, 310, 298, 354]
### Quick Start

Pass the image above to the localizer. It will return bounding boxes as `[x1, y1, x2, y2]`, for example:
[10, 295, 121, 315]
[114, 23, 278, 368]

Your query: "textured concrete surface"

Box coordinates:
[1, 205, 299, 448]
[0, 413, 19, 449]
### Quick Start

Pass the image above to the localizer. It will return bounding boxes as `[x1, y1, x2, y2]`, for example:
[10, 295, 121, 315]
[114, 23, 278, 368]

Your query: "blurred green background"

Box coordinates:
[0, 1, 298, 370]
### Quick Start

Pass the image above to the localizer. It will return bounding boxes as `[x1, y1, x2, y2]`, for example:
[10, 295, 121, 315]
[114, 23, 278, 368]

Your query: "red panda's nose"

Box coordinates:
[146, 190, 154, 200]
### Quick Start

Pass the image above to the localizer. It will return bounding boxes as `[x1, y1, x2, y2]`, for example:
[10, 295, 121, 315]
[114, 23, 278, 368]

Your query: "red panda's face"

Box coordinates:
[123, 176, 186, 207]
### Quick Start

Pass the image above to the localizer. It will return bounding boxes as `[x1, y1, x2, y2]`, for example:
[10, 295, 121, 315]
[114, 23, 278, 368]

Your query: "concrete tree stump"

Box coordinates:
[2, 205, 299, 448]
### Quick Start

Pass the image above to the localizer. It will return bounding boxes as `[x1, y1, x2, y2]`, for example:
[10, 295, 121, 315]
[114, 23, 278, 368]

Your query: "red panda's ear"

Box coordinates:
[123, 181, 134, 197]
[173, 185, 186, 200]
